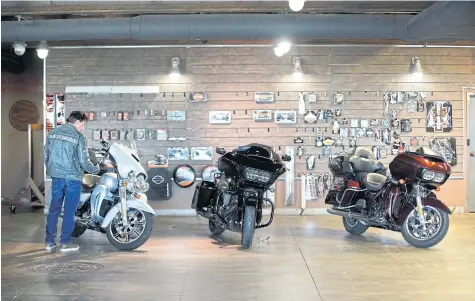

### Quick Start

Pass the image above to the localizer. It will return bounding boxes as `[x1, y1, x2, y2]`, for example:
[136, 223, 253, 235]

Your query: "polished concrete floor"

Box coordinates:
[2, 207, 475, 301]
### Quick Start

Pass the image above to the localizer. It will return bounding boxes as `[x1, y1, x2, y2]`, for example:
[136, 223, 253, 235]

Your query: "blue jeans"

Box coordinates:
[45, 177, 81, 245]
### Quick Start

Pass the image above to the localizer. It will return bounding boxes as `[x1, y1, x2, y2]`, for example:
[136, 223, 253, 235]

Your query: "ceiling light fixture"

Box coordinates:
[12, 42, 27, 56]
[289, 0, 305, 12]
[36, 41, 49, 59]
[410, 57, 423, 79]
[274, 40, 292, 57]
[292, 57, 303, 80]
[169, 57, 181, 80]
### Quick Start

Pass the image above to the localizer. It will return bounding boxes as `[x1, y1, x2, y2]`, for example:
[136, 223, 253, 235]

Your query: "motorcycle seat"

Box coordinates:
[356, 172, 387, 191]
[349, 156, 386, 173]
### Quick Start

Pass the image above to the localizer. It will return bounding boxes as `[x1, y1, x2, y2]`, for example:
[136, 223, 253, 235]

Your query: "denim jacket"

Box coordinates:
[44, 123, 99, 181]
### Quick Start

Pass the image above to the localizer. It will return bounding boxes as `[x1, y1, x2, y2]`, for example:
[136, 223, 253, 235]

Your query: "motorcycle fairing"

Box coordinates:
[396, 196, 452, 226]
[90, 184, 111, 223]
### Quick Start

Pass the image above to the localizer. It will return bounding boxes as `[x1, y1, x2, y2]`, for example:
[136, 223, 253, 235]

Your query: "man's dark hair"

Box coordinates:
[67, 111, 88, 123]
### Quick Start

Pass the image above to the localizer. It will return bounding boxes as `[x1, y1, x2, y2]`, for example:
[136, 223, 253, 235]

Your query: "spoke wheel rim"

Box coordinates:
[405, 206, 443, 241]
[109, 208, 146, 244]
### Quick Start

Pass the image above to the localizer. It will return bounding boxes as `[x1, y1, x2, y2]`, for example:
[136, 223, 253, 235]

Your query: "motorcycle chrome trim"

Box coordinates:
[100, 200, 157, 229]
[404, 205, 443, 241]
[396, 196, 451, 226]
[119, 186, 128, 226]
[336, 187, 366, 204]
[255, 198, 275, 229]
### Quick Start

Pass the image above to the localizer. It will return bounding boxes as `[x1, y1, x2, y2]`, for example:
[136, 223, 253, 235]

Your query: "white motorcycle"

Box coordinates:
[71, 139, 156, 250]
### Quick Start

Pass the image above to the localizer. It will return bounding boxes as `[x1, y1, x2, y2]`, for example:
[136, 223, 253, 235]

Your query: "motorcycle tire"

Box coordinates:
[342, 217, 369, 235]
[241, 205, 256, 249]
[106, 211, 154, 251]
[401, 207, 449, 248]
[71, 224, 87, 238]
[209, 220, 225, 236]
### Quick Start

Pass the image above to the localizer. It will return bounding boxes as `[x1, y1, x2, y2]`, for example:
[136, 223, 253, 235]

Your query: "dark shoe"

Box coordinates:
[45, 242, 57, 250]
[60, 243, 80, 252]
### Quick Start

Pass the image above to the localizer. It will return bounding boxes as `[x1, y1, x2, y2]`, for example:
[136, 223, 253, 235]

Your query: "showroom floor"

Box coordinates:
[1, 208, 475, 301]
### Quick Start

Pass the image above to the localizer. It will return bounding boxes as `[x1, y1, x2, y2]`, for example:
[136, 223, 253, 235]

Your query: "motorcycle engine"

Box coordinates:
[217, 192, 238, 223]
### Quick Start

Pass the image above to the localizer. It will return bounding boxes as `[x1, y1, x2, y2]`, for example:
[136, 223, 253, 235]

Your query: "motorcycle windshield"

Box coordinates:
[130, 138, 139, 159]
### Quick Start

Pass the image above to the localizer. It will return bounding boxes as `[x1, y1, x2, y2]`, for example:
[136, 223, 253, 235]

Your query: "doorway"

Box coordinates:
[467, 90, 475, 212]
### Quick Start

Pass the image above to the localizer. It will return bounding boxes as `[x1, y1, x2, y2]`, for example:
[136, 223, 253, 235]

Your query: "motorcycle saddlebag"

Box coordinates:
[191, 181, 217, 209]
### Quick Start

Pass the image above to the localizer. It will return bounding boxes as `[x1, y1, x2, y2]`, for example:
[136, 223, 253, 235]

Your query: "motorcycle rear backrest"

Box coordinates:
[352, 147, 376, 160]
[216, 147, 227, 155]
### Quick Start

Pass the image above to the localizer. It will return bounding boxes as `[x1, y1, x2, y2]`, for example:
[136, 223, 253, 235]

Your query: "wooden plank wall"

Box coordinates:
[46, 47, 475, 210]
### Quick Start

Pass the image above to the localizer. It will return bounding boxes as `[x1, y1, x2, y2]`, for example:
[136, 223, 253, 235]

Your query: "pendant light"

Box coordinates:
[36, 41, 49, 59]
[12, 42, 27, 56]
[410, 57, 423, 79]
[273, 40, 291, 57]
[169, 57, 181, 80]
[289, 0, 305, 12]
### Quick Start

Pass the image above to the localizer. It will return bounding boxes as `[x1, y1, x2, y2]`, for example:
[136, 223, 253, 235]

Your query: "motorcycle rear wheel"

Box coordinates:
[106, 209, 154, 251]
[401, 206, 449, 248]
[342, 217, 369, 235]
[241, 206, 256, 249]
[209, 220, 225, 235]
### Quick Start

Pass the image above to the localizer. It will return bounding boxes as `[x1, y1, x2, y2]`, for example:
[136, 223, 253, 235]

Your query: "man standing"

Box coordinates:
[44, 111, 99, 251]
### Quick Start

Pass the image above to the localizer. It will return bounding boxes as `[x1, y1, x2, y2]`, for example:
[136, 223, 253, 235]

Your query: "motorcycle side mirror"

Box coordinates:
[216, 147, 227, 155]
[282, 154, 292, 162]
[100, 140, 109, 148]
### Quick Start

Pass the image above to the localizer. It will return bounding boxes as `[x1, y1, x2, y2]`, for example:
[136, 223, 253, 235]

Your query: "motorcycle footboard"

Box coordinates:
[192, 181, 217, 210]
[256, 199, 275, 229]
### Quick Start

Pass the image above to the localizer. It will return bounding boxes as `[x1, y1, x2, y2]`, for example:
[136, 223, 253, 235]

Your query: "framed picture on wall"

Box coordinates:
[275, 110, 297, 124]
[253, 110, 272, 121]
[189, 92, 208, 103]
[255, 92, 275, 103]
[209, 111, 232, 124]
[167, 111, 186, 121]
[191, 147, 213, 160]
[167, 147, 189, 160]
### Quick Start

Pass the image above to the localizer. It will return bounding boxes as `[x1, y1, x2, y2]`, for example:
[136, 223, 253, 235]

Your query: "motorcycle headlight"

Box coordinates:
[421, 169, 446, 183]
[421, 170, 435, 181]
[243, 167, 273, 184]
[433, 172, 446, 183]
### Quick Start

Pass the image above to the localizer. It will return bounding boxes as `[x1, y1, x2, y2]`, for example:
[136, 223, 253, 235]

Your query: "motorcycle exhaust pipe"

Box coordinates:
[327, 208, 372, 224]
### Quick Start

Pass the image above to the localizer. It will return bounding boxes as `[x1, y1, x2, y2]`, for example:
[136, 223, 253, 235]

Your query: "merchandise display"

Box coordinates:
[156, 129, 168, 140]
[308, 92, 317, 103]
[284, 146, 295, 206]
[173, 165, 196, 188]
[304, 110, 317, 124]
[254, 92, 275, 103]
[189, 92, 208, 103]
[429, 137, 457, 166]
[333, 92, 344, 104]
[298, 92, 306, 115]
[426, 101, 452, 132]
[275, 111, 297, 124]
[306, 155, 315, 170]
[148, 155, 169, 168]
[167, 110, 186, 121]
[209, 111, 232, 124]
[168, 147, 189, 160]
[253, 110, 273, 121]
[136, 128, 145, 140]
[147, 167, 172, 200]
[296, 146, 304, 158]
[191, 147, 213, 160]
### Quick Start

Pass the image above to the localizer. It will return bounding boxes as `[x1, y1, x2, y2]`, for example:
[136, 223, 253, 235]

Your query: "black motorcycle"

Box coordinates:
[192, 144, 290, 249]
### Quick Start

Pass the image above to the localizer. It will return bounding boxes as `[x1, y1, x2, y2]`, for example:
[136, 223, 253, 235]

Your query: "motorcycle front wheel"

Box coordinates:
[106, 208, 154, 251]
[241, 205, 256, 249]
[401, 206, 449, 248]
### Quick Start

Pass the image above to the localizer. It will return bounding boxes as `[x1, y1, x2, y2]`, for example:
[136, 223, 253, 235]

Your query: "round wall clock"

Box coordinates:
[173, 165, 196, 188]
[201, 165, 220, 182]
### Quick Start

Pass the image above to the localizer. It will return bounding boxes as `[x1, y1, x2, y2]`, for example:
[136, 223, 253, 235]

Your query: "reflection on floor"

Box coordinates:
[1, 208, 475, 301]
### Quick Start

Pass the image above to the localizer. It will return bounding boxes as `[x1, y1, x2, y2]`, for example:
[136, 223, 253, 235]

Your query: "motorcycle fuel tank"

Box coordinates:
[99, 172, 119, 193]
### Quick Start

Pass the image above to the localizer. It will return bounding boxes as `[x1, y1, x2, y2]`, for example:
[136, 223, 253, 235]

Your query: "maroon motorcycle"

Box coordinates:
[325, 146, 452, 248]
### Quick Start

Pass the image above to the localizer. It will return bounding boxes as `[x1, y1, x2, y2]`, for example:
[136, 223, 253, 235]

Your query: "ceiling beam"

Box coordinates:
[1, 1, 434, 16]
